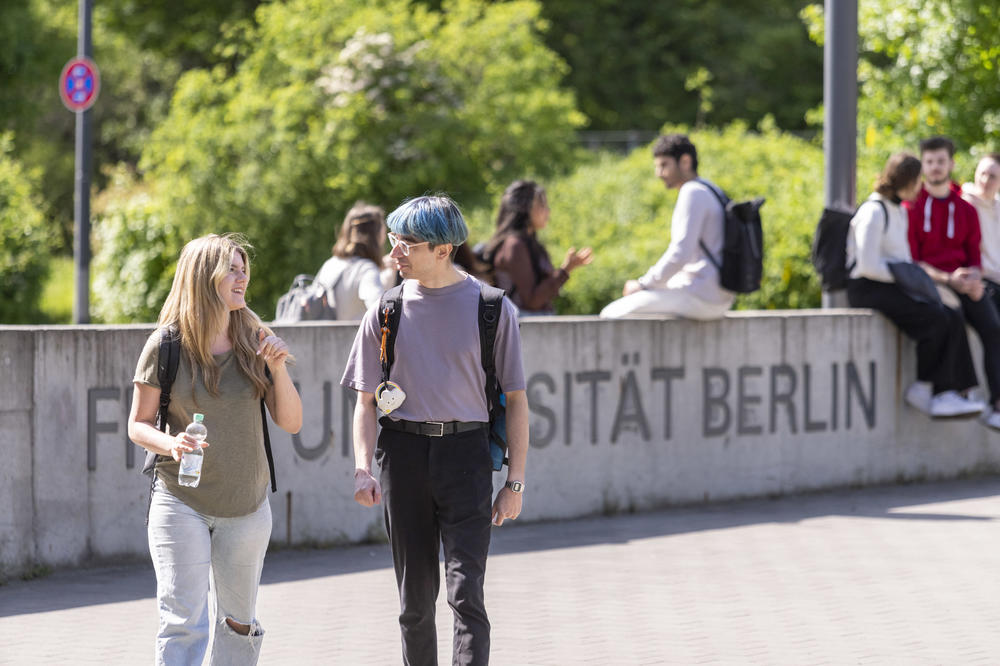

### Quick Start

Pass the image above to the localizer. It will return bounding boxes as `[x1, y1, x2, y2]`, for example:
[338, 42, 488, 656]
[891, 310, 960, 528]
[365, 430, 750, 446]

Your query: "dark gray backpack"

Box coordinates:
[274, 272, 342, 323]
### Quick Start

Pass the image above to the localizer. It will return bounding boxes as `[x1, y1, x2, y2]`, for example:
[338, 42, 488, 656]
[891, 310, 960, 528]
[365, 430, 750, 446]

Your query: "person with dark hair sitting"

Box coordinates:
[480, 180, 592, 315]
[847, 152, 983, 418]
[314, 202, 389, 320]
[600, 133, 734, 320]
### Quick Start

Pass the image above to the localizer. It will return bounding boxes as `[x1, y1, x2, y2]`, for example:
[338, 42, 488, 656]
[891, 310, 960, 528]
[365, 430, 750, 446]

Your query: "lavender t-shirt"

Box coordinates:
[340, 274, 525, 423]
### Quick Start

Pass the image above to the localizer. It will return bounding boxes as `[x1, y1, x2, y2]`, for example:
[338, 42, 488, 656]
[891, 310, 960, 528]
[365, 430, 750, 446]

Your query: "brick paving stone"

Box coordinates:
[3, 478, 1000, 664]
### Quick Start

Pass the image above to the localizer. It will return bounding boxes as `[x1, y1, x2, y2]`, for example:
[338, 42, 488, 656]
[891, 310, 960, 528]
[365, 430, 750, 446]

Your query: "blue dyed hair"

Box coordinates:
[386, 195, 468, 249]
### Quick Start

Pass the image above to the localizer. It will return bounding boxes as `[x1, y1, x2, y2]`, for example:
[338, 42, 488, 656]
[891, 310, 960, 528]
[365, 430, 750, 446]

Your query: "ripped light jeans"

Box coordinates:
[148, 479, 272, 665]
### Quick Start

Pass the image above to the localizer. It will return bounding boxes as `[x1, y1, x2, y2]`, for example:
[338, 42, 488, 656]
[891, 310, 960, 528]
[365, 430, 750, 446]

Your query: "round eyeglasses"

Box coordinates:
[387, 233, 430, 256]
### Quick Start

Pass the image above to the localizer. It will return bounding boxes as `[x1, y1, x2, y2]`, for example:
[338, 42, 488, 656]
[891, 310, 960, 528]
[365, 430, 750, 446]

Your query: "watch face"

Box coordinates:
[507, 481, 523, 493]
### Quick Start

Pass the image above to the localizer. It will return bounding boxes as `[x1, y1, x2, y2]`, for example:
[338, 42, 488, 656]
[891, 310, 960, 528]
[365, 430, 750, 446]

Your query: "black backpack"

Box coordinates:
[378, 282, 509, 470]
[274, 272, 342, 323]
[811, 200, 889, 290]
[697, 179, 765, 293]
[141, 327, 276, 520]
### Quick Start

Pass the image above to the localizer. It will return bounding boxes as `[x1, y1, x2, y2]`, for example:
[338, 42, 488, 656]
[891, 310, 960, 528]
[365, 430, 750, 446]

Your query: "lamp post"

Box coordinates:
[72, 0, 95, 323]
[822, 0, 857, 308]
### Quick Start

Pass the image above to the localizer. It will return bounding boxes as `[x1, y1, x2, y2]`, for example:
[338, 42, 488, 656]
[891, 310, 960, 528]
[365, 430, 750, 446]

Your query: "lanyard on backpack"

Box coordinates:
[376, 300, 406, 414]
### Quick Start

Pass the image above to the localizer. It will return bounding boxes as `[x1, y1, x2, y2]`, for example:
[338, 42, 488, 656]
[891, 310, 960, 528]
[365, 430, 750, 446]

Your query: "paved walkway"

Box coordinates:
[3, 478, 1000, 665]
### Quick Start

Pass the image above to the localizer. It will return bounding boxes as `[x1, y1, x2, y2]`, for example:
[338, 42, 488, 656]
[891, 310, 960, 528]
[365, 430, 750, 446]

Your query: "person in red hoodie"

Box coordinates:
[906, 136, 1000, 429]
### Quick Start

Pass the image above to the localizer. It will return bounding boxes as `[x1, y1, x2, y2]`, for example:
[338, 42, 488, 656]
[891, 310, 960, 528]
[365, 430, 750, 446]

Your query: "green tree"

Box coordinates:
[0, 133, 55, 323]
[121, 0, 583, 319]
[802, 1, 1000, 152]
[539, 0, 823, 132]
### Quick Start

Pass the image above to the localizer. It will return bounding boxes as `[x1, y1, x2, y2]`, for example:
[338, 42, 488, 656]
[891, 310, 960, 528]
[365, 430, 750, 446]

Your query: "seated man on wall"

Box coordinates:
[600, 133, 735, 320]
[906, 136, 1000, 429]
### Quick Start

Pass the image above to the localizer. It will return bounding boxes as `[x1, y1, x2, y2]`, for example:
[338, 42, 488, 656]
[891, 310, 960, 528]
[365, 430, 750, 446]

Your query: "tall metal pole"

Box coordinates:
[822, 0, 857, 308]
[73, 0, 94, 324]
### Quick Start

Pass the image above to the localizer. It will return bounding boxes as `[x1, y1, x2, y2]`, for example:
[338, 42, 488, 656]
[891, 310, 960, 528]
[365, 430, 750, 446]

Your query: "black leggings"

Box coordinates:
[955, 285, 1000, 403]
[847, 278, 978, 394]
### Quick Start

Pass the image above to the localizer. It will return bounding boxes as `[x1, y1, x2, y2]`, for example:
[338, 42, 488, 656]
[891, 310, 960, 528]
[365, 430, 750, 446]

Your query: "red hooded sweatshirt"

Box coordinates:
[905, 182, 982, 272]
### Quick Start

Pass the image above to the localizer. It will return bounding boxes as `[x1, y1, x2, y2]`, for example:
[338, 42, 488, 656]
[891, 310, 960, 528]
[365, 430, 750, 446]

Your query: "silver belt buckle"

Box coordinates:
[424, 421, 445, 437]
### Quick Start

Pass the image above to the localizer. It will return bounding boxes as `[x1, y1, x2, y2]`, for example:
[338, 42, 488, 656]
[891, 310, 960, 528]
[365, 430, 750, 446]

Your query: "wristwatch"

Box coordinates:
[504, 480, 524, 493]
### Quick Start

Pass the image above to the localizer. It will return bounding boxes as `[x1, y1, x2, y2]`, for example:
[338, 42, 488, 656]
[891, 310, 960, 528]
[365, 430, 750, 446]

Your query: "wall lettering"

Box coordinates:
[88, 359, 879, 470]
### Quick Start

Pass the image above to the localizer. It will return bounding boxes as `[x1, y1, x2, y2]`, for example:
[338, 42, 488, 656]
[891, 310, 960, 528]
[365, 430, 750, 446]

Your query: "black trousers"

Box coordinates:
[376, 426, 493, 666]
[954, 286, 1000, 404]
[847, 278, 978, 394]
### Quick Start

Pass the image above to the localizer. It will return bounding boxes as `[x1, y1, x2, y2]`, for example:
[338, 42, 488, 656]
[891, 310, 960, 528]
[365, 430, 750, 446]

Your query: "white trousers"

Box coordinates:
[600, 287, 732, 320]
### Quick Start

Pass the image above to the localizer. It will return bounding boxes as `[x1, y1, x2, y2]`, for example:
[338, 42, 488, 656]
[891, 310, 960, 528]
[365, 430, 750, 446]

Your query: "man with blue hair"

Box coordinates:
[341, 195, 528, 665]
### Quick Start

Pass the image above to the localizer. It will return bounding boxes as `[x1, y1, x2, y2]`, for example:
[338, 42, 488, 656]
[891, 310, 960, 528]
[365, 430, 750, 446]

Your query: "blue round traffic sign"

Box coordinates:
[59, 57, 100, 112]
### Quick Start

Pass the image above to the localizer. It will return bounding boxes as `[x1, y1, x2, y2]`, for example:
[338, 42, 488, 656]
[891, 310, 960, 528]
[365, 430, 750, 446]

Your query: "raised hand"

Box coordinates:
[257, 329, 290, 370]
[561, 246, 594, 273]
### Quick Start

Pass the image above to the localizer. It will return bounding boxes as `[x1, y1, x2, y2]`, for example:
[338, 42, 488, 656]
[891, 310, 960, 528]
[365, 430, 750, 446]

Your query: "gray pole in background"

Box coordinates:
[73, 0, 94, 324]
[822, 0, 857, 308]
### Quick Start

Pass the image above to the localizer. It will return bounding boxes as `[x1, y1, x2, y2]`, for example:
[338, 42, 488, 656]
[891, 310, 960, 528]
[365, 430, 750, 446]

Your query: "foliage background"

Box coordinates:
[0, 134, 55, 323]
[0, 0, 997, 322]
[802, 1, 1000, 151]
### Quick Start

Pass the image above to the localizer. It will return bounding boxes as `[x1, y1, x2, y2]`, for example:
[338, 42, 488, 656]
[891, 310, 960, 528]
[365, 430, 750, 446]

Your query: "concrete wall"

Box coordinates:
[2, 311, 998, 577]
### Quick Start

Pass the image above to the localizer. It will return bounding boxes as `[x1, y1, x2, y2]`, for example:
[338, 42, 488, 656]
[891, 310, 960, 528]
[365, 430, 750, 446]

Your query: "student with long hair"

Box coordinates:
[481, 180, 592, 314]
[846, 153, 983, 418]
[127, 233, 302, 665]
[315, 202, 389, 320]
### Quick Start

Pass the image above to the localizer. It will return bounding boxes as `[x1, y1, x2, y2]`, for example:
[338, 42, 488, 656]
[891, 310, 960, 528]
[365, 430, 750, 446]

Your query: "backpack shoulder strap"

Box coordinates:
[876, 200, 889, 233]
[156, 326, 181, 432]
[857, 199, 890, 233]
[378, 283, 405, 383]
[145, 326, 180, 524]
[478, 284, 505, 413]
[695, 178, 726, 271]
[261, 364, 276, 492]
[696, 177, 729, 207]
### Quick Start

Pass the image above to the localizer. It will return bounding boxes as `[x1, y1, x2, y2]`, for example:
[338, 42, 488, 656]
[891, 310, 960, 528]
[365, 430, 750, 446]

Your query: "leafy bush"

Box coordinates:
[91, 168, 180, 323]
[131, 0, 583, 319]
[0, 133, 54, 323]
[468, 121, 896, 315]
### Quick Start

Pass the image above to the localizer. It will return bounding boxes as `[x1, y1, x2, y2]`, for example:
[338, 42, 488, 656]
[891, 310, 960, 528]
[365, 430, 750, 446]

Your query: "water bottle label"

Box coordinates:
[180, 454, 203, 477]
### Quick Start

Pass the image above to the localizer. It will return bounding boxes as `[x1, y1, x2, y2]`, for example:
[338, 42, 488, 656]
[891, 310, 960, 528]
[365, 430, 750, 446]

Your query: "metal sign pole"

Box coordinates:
[821, 0, 858, 308]
[73, 0, 94, 324]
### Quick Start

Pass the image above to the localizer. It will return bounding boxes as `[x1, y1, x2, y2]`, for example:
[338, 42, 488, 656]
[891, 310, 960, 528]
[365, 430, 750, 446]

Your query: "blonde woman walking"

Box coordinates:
[128, 233, 302, 665]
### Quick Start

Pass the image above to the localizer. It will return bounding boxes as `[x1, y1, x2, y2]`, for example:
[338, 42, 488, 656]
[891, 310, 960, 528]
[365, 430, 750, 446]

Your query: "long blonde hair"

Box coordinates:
[157, 233, 272, 399]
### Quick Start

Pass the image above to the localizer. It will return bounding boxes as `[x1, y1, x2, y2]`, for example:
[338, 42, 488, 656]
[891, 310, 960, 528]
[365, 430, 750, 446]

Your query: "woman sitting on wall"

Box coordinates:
[846, 153, 983, 418]
[315, 202, 390, 320]
[480, 180, 592, 315]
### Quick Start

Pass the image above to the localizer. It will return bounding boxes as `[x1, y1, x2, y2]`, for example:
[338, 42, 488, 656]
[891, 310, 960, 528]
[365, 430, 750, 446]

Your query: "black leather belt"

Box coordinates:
[379, 417, 487, 437]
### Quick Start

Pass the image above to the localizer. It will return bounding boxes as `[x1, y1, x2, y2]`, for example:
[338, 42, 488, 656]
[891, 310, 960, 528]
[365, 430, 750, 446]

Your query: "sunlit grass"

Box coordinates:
[38, 256, 74, 324]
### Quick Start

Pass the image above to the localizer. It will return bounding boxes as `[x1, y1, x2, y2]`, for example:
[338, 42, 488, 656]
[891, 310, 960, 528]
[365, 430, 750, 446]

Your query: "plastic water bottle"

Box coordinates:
[178, 413, 207, 487]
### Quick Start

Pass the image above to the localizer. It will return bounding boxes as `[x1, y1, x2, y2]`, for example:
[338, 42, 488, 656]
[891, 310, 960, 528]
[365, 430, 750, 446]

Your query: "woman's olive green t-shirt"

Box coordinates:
[134, 330, 270, 517]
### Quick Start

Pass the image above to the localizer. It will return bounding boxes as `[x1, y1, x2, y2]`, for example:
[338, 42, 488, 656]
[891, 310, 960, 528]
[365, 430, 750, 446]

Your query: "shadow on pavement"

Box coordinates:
[3, 476, 998, 617]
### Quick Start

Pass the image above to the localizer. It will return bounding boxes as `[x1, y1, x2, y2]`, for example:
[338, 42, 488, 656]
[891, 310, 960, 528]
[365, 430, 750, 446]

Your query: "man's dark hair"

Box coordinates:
[919, 136, 955, 157]
[652, 133, 698, 173]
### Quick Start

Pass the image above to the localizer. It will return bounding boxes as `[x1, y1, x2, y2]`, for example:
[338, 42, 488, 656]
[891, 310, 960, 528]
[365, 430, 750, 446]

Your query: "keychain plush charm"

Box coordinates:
[376, 381, 407, 414]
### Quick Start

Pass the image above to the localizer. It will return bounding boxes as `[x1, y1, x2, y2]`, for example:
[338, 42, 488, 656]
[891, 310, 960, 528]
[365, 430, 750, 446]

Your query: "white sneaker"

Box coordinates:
[983, 410, 1000, 431]
[904, 382, 932, 415]
[929, 391, 985, 418]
